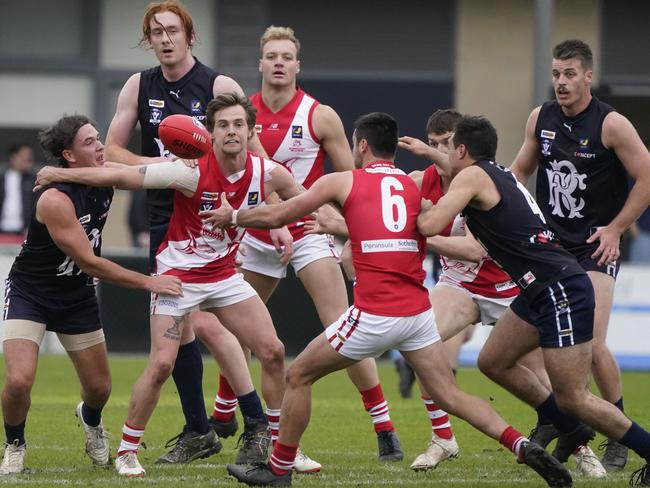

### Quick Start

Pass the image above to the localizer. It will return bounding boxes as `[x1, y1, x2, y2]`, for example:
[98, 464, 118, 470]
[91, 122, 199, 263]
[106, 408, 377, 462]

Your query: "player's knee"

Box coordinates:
[256, 339, 285, 368]
[4, 373, 34, 398]
[148, 358, 175, 383]
[84, 378, 111, 404]
[477, 350, 497, 378]
[554, 390, 586, 415]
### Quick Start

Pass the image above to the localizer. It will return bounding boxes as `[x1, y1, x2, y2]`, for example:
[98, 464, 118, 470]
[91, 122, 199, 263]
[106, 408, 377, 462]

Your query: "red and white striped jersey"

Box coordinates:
[155, 151, 273, 283]
[420, 165, 519, 299]
[248, 88, 325, 244]
[344, 161, 431, 317]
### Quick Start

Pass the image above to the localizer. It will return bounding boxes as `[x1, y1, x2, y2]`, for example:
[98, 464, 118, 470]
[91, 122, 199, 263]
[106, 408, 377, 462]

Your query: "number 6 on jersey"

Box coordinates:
[381, 176, 407, 232]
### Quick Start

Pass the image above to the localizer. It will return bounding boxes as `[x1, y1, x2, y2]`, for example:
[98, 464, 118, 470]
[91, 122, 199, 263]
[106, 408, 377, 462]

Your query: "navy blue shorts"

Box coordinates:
[3, 280, 101, 335]
[510, 274, 595, 348]
[569, 243, 620, 279]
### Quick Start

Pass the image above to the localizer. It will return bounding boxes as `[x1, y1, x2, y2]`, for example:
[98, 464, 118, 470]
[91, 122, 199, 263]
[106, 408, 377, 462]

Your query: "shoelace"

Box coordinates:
[629, 464, 648, 486]
[245, 462, 272, 475]
[163, 432, 185, 450]
[598, 438, 611, 451]
[121, 451, 140, 468]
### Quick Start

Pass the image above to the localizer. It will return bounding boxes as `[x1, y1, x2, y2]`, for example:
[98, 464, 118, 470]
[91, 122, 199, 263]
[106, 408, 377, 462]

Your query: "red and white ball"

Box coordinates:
[158, 114, 212, 159]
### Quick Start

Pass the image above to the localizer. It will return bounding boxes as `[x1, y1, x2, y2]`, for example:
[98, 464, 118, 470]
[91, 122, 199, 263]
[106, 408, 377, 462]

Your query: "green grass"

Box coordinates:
[0, 355, 648, 486]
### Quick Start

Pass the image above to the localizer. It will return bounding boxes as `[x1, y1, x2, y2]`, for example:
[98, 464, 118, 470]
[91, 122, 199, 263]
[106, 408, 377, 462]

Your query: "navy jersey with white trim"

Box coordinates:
[137, 58, 218, 231]
[535, 97, 628, 251]
[9, 183, 113, 301]
[463, 160, 584, 299]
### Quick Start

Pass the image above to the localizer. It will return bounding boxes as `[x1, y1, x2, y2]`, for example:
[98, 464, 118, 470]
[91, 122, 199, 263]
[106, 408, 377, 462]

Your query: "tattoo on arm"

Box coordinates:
[163, 315, 184, 341]
[138, 166, 148, 175]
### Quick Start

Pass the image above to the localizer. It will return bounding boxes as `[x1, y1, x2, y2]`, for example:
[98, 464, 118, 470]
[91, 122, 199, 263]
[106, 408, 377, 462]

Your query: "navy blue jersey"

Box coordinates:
[534, 97, 628, 251]
[137, 58, 218, 235]
[463, 160, 584, 299]
[9, 183, 113, 302]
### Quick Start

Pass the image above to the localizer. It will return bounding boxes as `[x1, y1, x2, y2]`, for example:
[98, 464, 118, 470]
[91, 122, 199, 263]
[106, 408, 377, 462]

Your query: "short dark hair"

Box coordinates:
[353, 112, 398, 159]
[553, 39, 593, 70]
[38, 115, 95, 167]
[425, 109, 462, 135]
[7, 144, 32, 159]
[452, 116, 498, 161]
[205, 93, 257, 133]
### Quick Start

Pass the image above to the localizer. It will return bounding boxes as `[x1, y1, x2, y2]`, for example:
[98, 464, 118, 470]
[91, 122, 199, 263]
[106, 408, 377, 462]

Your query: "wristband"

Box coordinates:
[231, 209, 239, 226]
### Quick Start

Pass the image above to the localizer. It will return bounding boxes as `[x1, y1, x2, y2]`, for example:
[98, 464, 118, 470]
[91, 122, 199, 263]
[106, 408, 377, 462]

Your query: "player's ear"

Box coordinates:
[585, 69, 593, 85]
[258, 59, 263, 73]
[296, 60, 300, 74]
[62, 149, 75, 164]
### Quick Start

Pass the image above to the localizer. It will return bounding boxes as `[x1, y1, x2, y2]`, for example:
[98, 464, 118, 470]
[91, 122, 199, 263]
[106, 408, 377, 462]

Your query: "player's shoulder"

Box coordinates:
[37, 187, 76, 220]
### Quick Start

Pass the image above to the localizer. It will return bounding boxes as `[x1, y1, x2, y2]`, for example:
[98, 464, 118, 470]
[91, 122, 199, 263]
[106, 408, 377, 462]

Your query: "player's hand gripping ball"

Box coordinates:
[158, 114, 212, 159]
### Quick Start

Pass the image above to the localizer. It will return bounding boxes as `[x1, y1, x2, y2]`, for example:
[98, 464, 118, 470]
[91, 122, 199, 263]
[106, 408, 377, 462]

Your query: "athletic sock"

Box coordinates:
[535, 393, 581, 434]
[619, 421, 650, 461]
[499, 426, 527, 461]
[265, 408, 281, 443]
[360, 384, 394, 433]
[269, 441, 298, 476]
[536, 409, 553, 426]
[171, 339, 209, 435]
[4, 421, 25, 446]
[81, 402, 103, 428]
[238, 390, 266, 422]
[614, 397, 624, 413]
[422, 396, 453, 440]
[211, 374, 238, 422]
[118, 423, 144, 456]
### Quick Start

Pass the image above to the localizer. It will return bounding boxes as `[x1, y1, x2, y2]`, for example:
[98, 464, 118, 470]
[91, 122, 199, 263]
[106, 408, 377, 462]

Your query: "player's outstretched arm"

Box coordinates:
[35, 161, 198, 197]
[399, 136, 451, 174]
[417, 167, 481, 236]
[426, 235, 486, 263]
[510, 107, 541, 184]
[36, 190, 182, 296]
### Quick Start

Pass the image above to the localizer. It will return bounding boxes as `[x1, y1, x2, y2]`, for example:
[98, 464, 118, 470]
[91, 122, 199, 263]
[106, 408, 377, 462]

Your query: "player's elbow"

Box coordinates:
[417, 216, 434, 236]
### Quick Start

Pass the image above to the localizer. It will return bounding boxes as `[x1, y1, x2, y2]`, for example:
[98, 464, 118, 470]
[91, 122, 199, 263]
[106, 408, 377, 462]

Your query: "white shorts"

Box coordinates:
[325, 306, 440, 360]
[150, 273, 257, 317]
[435, 279, 516, 325]
[240, 232, 339, 279]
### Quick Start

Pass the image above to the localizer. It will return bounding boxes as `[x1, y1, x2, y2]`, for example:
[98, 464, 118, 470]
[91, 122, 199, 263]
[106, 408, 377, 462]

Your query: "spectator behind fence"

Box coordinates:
[0, 144, 36, 238]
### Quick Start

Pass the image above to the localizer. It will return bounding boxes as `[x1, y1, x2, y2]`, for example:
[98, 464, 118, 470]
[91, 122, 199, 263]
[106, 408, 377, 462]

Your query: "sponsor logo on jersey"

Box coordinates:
[247, 191, 259, 205]
[545, 159, 587, 218]
[579, 138, 589, 147]
[169, 89, 181, 99]
[201, 192, 220, 200]
[190, 99, 201, 113]
[268, 123, 279, 130]
[540, 129, 556, 140]
[361, 239, 419, 253]
[291, 125, 303, 139]
[149, 108, 162, 125]
[494, 280, 517, 292]
[574, 138, 595, 158]
[149, 99, 165, 108]
[541, 139, 553, 156]
[78, 214, 91, 225]
[517, 271, 536, 289]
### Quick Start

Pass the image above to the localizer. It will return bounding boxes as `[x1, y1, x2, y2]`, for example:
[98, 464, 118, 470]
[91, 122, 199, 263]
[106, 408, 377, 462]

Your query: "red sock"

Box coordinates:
[265, 408, 280, 443]
[499, 426, 527, 461]
[211, 374, 238, 422]
[422, 396, 453, 440]
[118, 423, 144, 456]
[361, 384, 394, 433]
[269, 441, 298, 476]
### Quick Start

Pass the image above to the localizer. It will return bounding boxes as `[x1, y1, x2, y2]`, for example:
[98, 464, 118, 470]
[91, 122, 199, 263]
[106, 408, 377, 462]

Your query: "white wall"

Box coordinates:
[0, 75, 92, 128]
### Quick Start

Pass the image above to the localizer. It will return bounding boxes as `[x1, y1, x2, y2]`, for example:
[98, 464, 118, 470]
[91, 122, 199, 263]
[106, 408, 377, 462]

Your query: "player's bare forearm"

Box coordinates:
[427, 235, 485, 262]
[37, 166, 144, 191]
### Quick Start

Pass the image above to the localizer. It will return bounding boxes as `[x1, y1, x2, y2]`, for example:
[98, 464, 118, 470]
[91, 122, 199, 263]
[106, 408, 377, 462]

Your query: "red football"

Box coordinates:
[158, 114, 212, 159]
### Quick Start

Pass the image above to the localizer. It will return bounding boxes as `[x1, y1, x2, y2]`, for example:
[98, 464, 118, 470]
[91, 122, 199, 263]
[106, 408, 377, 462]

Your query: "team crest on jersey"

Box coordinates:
[518, 271, 537, 289]
[149, 108, 162, 125]
[545, 160, 587, 218]
[291, 125, 303, 139]
[247, 191, 259, 205]
[541, 139, 553, 156]
[190, 99, 201, 114]
[268, 123, 279, 131]
[540, 129, 555, 140]
[78, 214, 91, 225]
[148, 99, 165, 108]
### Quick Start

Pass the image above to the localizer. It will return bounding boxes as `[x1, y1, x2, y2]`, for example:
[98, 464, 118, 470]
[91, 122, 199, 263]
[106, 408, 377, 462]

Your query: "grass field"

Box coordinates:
[0, 355, 647, 487]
